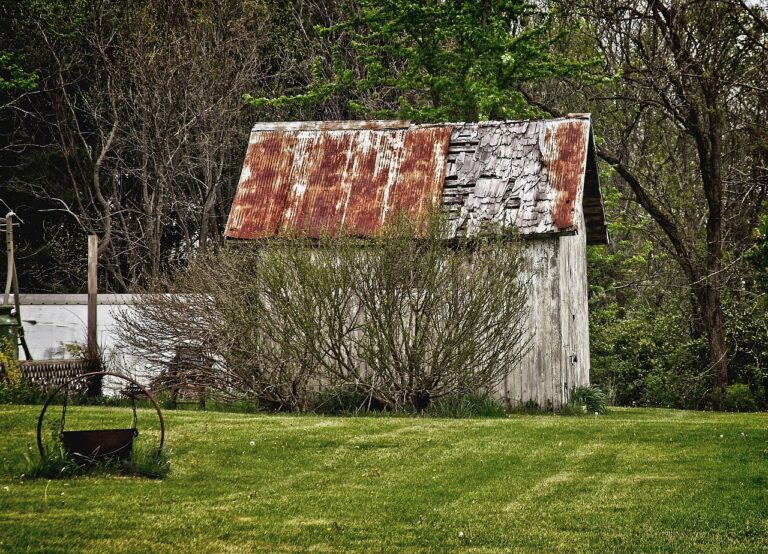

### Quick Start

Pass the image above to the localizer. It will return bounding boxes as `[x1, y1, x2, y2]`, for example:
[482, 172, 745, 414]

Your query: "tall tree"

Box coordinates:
[247, 0, 585, 122]
[534, 0, 768, 397]
[1, 0, 351, 292]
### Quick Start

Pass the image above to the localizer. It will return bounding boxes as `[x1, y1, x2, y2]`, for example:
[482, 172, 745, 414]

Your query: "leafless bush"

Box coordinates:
[117, 215, 530, 412]
[115, 248, 313, 411]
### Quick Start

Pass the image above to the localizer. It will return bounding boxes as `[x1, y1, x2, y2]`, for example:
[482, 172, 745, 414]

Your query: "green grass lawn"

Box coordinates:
[1, 406, 767, 553]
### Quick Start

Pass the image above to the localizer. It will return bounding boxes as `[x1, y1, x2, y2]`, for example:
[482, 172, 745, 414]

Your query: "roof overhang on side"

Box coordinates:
[582, 126, 609, 245]
[537, 116, 608, 245]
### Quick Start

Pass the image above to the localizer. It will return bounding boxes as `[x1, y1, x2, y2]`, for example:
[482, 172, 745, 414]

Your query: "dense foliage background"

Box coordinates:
[1, 0, 766, 409]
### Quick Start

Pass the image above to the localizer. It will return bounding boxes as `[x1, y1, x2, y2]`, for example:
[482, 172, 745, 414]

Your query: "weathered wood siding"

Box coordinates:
[556, 207, 591, 405]
[499, 218, 590, 409]
[501, 238, 562, 409]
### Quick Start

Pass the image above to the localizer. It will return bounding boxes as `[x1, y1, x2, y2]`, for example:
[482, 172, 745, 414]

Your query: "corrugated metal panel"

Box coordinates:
[542, 119, 589, 234]
[280, 131, 354, 236]
[341, 130, 400, 235]
[225, 126, 452, 239]
[226, 132, 298, 239]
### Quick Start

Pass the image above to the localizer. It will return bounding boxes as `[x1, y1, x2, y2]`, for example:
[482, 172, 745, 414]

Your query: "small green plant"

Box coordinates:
[63, 341, 87, 358]
[427, 394, 507, 418]
[0, 379, 47, 404]
[126, 442, 172, 479]
[313, 386, 385, 415]
[720, 384, 758, 413]
[566, 386, 608, 415]
[25, 442, 83, 479]
[558, 403, 584, 416]
[0, 337, 21, 385]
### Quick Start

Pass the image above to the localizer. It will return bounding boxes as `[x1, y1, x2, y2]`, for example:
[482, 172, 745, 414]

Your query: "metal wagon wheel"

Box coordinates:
[37, 371, 165, 461]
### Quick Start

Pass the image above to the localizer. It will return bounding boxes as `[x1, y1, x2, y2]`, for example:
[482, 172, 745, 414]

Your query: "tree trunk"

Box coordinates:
[694, 282, 728, 395]
[706, 285, 728, 393]
[695, 96, 728, 396]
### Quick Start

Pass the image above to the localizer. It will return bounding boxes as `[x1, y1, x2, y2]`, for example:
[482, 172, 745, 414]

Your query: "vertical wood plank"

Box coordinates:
[513, 239, 561, 409]
[557, 204, 591, 407]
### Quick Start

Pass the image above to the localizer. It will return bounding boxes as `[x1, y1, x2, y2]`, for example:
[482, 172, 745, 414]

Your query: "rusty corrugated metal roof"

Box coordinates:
[225, 117, 608, 244]
[225, 122, 451, 239]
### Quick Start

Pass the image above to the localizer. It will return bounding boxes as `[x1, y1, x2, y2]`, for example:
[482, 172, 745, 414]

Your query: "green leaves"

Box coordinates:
[245, 0, 590, 122]
[244, 57, 355, 110]
[0, 52, 37, 92]
[747, 210, 768, 294]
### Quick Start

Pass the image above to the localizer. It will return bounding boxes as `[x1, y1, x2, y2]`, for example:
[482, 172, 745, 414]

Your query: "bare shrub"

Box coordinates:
[262, 216, 531, 411]
[118, 215, 530, 412]
[115, 248, 312, 411]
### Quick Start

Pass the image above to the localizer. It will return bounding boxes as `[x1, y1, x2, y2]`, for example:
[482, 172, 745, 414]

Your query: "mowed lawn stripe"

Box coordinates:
[1, 406, 766, 553]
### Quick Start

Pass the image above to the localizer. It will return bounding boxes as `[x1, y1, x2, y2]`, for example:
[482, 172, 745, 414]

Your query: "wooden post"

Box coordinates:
[86, 235, 102, 397]
[87, 235, 98, 360]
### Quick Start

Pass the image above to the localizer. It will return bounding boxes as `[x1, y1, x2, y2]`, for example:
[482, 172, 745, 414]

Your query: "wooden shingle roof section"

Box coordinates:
[444, 116, 608, 244]
[225, 116, 608, 244]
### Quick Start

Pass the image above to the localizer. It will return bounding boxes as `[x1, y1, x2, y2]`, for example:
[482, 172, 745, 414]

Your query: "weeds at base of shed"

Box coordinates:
[311, 386, 387, 415]
[558, 403, 590, 416]
[311, 388, 510, 418]
[559, 385, 608, 416]
[507, 399, 545, 415]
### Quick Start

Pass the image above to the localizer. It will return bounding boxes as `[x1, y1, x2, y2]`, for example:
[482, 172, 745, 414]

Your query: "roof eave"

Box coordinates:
[583, 126, 609, 246]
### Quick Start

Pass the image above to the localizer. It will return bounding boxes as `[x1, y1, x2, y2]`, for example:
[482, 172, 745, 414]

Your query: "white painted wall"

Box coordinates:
[16, 295, 146, 390]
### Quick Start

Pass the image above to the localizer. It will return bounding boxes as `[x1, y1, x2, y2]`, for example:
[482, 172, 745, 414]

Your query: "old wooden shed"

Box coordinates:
[224, 116, 608, 409]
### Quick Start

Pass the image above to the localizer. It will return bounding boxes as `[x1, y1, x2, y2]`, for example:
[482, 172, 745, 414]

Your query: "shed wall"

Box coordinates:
[557, 210, 591, 404]
[501, 238, 562, 409]
[499, 229, 591, 409]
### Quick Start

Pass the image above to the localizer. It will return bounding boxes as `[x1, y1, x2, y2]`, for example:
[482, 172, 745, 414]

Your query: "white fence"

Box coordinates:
[16, 294, 146, 390]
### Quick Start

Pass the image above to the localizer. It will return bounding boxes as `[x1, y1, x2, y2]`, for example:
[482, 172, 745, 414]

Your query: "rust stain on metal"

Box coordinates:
[225, 126, 452, 239]
[387, 127, 450, 228]
[280, 132, 355, 236]
[224, 132, 298, 239]
[342, 130, 398, 235]
[298, 133, 353, 235]
[544, 121, 588, 233]
[226, 118, 605, 243]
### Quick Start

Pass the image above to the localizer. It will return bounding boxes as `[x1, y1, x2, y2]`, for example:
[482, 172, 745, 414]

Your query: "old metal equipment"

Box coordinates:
[37, 371, 165, 462]
[4, 215, 103, 392]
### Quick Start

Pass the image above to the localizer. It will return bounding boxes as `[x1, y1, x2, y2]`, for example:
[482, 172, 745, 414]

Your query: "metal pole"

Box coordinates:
[87, 235, 98, 360]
